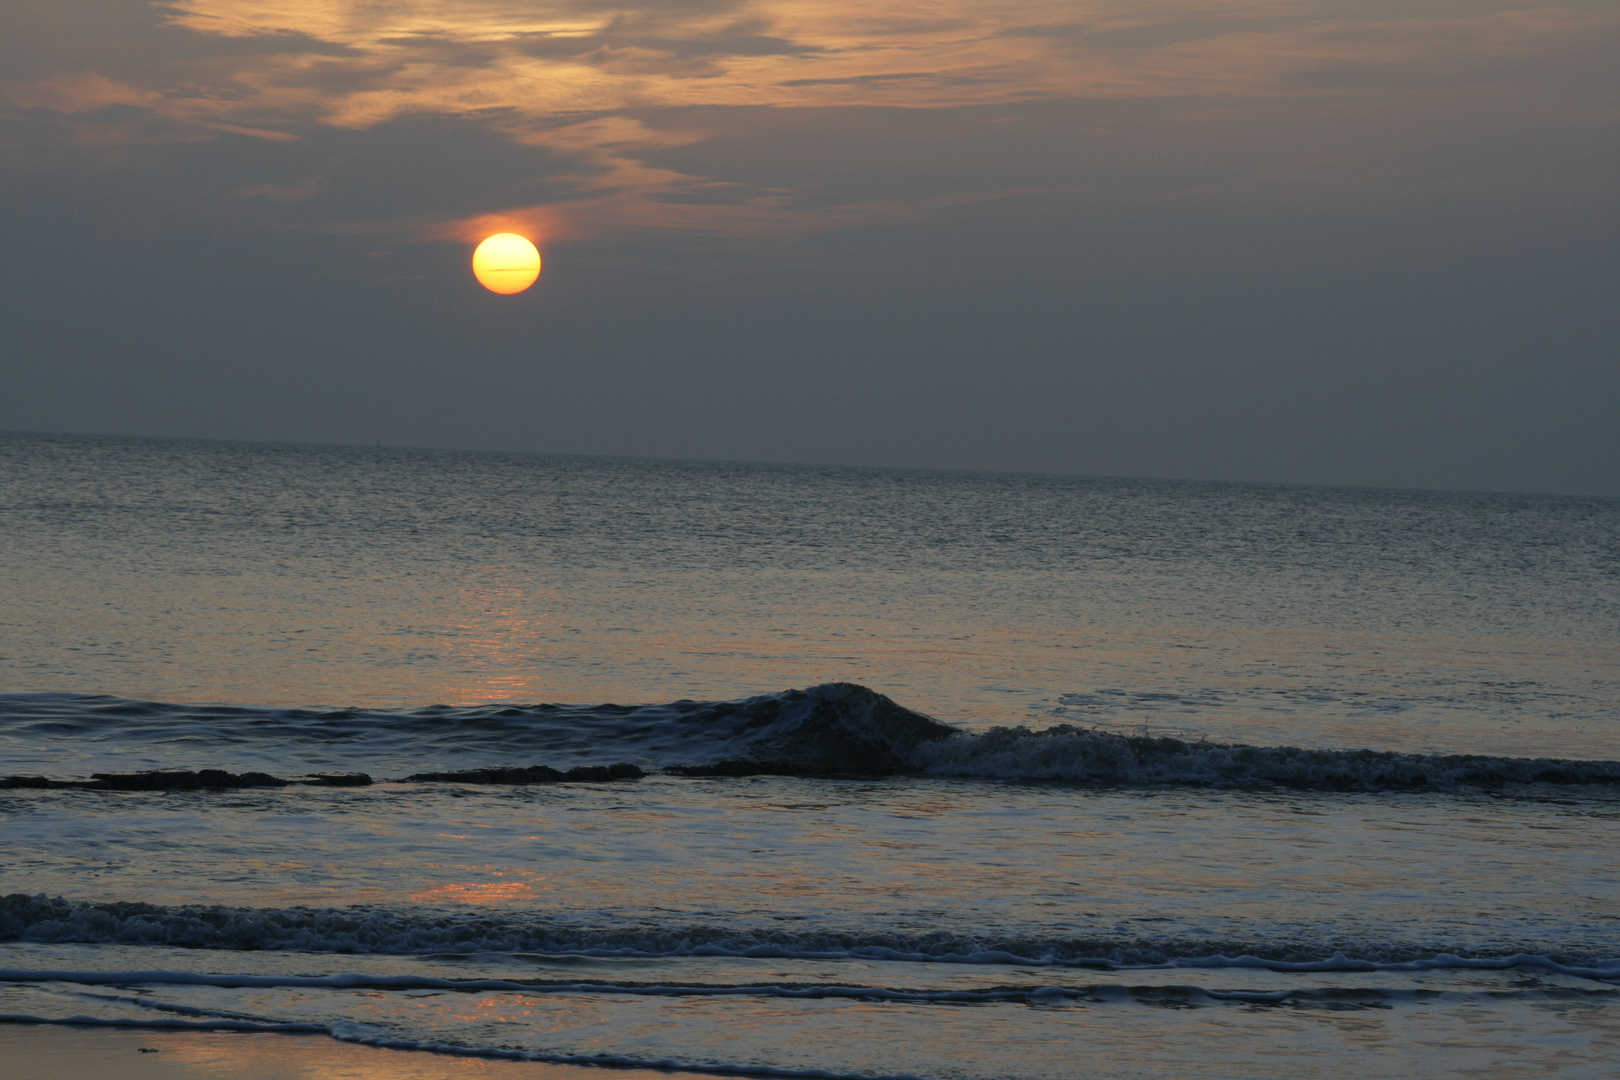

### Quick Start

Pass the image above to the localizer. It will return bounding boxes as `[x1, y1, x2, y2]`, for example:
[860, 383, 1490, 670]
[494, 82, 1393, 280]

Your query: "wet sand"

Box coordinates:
[0, 1024, 680, 1080]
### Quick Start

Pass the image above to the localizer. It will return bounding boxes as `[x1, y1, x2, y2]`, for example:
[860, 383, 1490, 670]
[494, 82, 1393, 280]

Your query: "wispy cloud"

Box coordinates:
[5, 0, 1612, 244]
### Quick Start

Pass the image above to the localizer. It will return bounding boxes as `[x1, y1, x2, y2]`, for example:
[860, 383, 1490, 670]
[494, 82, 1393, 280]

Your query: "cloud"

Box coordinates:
[4, 0, 1616, 261]
[1003, 17, 1286, 48]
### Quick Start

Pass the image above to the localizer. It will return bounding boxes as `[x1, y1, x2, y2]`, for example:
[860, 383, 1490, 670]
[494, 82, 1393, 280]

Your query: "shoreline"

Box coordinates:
[0, 1023, 700, 1080]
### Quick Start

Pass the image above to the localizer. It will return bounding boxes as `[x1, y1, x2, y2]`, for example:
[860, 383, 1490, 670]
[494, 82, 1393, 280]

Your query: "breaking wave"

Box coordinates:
[0, 684, 952, 780]
[908, 724, 1620, 789]
[4, 684, 1618, 791]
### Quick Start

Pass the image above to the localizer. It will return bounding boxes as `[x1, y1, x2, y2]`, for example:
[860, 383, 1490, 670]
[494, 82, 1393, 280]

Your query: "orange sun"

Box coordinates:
[472, 233, 541, 294]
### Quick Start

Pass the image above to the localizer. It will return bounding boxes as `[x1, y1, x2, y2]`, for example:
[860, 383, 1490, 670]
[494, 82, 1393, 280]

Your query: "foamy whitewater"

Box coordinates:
[2, 432, 1617, 1078]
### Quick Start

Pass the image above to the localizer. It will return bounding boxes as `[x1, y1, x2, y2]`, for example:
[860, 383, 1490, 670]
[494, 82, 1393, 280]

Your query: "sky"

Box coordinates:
[2, 0, 1616, 495]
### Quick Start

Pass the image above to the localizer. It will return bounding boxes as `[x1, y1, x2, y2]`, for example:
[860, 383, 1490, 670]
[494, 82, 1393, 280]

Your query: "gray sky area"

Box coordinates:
[2, 0, 1616, 494]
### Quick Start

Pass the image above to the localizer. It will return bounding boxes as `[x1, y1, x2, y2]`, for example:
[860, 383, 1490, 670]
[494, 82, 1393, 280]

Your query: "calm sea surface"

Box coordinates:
[1, 431, 1617, 1078]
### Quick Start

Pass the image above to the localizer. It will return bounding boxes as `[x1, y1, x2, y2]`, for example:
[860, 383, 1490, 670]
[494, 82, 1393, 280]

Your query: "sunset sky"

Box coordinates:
[3, 0, 1616, 494]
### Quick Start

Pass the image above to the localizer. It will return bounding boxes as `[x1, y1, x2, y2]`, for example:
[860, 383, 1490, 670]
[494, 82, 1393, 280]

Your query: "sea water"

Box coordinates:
[1, 430, 1617, 1078]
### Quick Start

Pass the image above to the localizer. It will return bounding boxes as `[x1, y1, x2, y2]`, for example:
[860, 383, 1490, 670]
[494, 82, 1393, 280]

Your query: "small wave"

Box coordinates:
[907, 724, 1620, 789]
[4, 896, 1617, 977]
[5, 966, 1619, 1002]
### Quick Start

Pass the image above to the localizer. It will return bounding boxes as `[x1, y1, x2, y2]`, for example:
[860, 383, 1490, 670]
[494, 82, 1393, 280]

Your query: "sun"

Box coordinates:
[472, 233, 541, 294]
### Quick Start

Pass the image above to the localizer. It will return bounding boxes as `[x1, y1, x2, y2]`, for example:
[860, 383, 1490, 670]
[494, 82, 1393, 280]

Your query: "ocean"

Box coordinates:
[1, 430, 1617, 1078]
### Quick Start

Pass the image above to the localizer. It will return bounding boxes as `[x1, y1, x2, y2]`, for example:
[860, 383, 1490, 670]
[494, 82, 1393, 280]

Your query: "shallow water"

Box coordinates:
[1, 431, 1617, 1077]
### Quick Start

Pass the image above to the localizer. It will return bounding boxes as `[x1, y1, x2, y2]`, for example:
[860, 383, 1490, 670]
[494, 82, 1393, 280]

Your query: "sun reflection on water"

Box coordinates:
[408, 880, 541, 905]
